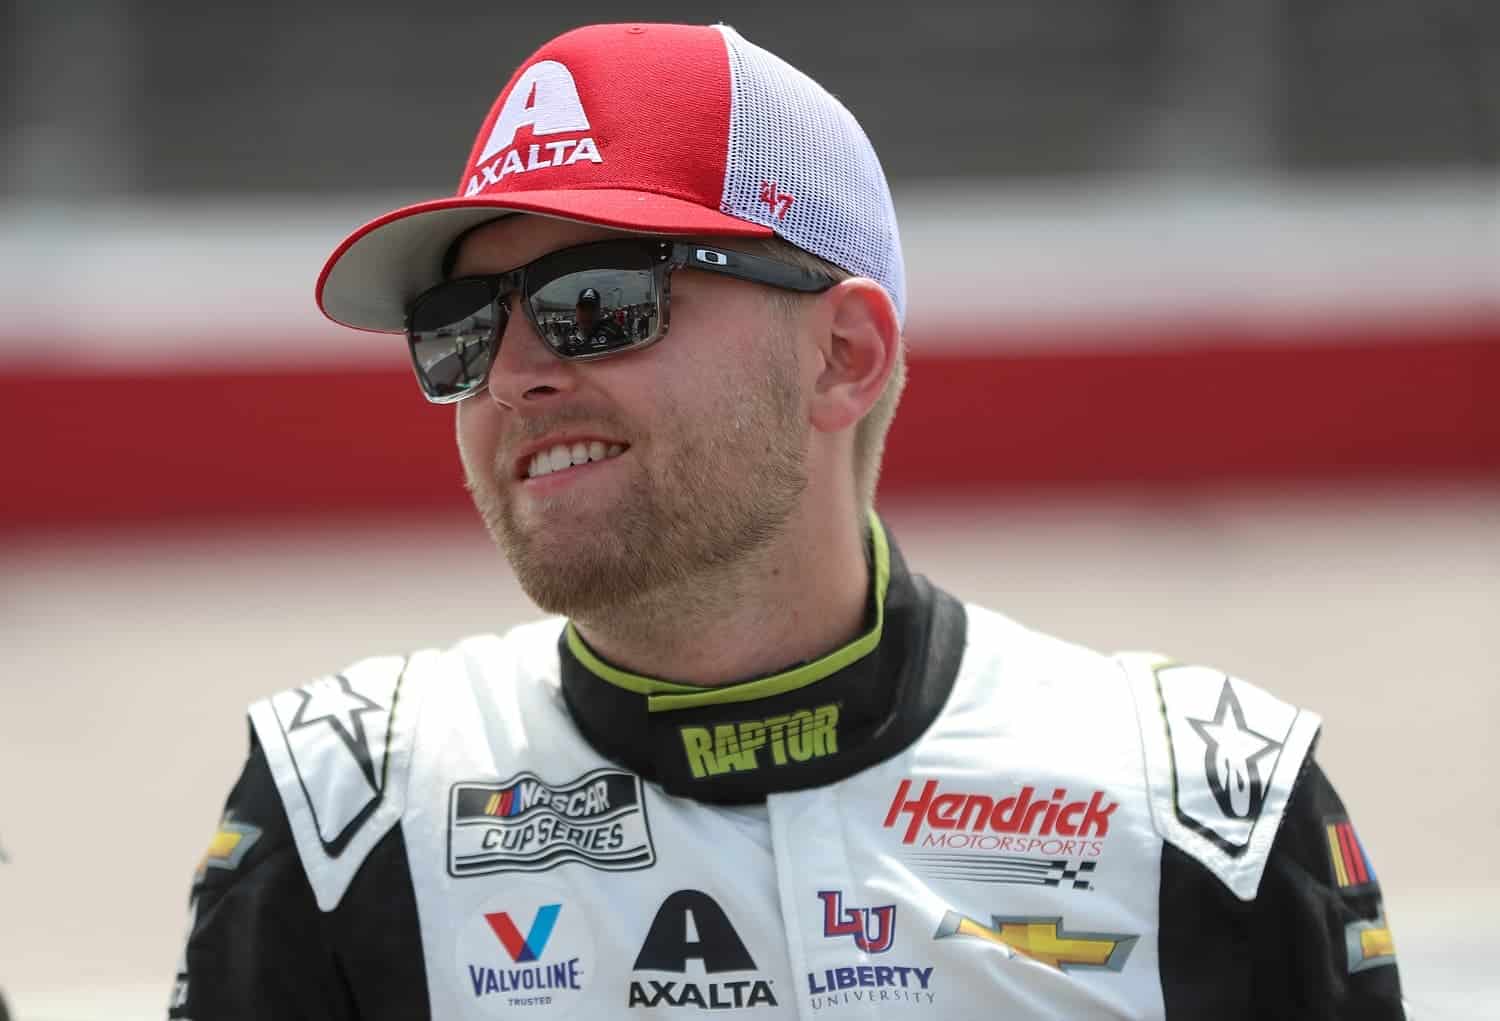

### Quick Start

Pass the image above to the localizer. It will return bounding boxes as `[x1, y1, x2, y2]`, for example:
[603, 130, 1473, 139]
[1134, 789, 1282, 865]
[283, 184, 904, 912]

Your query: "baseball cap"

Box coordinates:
[576, 287, 600, 305]
[315, 23, 905, 334]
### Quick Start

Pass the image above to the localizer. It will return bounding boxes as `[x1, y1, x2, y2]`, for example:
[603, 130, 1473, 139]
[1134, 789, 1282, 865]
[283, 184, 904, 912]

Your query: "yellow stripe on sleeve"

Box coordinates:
[1326, 825, 1350, 887]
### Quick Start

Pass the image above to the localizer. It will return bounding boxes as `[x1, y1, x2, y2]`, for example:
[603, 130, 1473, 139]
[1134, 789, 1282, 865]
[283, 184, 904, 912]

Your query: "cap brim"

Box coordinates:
[316, 190, 775, 333]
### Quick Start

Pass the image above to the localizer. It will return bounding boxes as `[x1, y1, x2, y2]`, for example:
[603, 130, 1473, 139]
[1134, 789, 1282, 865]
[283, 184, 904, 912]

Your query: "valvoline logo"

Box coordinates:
[459, 887, 593, 1015]
[486, 905, 560, 963]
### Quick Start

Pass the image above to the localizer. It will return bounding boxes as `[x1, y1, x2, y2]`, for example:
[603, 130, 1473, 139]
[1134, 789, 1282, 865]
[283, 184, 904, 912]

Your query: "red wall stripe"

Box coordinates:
[3, 323, 1496, 531]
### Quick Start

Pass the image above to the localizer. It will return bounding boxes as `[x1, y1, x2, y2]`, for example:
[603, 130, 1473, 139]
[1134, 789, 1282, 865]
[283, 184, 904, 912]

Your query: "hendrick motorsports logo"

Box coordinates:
[884, 779, 1118, 859]
[903, 853, 1097, 890]
[448, 769, 655, 876]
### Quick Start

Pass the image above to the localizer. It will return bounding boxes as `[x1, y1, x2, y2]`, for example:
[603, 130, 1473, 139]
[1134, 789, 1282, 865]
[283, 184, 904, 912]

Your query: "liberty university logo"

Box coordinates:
[818, 891, 896, 954]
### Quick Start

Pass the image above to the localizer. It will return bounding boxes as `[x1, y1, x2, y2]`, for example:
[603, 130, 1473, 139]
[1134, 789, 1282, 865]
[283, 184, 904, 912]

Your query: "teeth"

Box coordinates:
[527, 441, 626, 479]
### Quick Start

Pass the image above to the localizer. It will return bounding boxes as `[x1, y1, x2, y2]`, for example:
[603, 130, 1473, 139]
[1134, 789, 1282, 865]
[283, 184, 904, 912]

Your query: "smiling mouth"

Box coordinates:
[524, 440, 628, 480]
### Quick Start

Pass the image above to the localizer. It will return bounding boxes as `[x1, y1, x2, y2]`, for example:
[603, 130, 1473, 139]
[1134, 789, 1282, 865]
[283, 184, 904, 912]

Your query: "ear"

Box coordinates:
[808, 278, 901, 435]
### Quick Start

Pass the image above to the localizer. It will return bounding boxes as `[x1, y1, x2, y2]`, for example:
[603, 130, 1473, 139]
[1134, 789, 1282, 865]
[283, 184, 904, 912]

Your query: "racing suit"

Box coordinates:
[171, 521, 1404, 1019]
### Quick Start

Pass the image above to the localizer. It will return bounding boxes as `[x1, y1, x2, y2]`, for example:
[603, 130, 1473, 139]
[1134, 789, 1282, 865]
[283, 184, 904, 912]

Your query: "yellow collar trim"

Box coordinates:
[564, 512, 892, 713]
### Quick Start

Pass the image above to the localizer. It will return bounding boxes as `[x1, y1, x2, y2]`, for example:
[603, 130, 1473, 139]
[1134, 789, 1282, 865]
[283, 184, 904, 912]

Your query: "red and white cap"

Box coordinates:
[316, 23, 905, 333]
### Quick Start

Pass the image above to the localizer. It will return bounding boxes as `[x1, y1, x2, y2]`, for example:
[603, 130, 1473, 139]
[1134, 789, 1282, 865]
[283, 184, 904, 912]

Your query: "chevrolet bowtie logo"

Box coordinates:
[934, 911, 1137, 973]
[196, 819, 262, 877]
[1344, 914, 1397, 974]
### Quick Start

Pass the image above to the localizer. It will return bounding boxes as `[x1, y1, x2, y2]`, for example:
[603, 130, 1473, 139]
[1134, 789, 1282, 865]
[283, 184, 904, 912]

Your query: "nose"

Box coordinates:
[484, 295, 578, 409]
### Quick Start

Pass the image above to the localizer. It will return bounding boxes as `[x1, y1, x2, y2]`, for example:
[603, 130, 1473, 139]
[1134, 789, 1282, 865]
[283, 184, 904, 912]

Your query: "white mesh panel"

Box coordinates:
[716, 26, 906, 324]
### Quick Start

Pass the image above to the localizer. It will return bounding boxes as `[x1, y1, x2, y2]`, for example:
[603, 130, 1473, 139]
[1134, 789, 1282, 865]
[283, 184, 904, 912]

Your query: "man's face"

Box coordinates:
[575, 301, 596, 331]
[453, 216, 809, 619]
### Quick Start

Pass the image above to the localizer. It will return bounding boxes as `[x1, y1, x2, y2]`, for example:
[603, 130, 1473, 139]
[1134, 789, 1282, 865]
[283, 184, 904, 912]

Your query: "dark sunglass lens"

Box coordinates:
[410, 278, 492, 332]
[408, 280, 499, 400]
[528, 268, 658, 358]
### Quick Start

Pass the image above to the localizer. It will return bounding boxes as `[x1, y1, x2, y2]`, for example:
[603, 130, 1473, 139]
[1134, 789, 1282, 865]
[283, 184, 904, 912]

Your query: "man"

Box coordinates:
[565, 287, 627, 354]
[172, 23, 1405, 1020]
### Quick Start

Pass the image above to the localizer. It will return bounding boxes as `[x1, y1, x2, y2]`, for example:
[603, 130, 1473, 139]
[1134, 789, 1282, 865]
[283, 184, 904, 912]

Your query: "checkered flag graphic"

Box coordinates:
[1043, 860, 1096, 890]
[904, 853, 1098, 890]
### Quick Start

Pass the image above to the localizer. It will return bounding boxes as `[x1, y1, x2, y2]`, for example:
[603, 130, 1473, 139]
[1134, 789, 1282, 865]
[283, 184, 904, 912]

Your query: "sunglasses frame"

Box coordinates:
[405, 238, 838, 404]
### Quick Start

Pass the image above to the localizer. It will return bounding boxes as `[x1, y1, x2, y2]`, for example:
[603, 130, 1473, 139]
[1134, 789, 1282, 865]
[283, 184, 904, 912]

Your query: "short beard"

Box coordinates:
[464, 331, 808, 630]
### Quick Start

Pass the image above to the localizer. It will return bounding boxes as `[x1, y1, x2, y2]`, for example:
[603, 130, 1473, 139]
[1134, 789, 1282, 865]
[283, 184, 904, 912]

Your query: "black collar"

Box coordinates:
[559, 519, 968, 802]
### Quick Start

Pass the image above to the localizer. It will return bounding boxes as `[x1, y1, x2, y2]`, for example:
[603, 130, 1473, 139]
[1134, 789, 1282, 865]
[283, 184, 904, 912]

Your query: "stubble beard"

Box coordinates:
[463, 338, 808, 628]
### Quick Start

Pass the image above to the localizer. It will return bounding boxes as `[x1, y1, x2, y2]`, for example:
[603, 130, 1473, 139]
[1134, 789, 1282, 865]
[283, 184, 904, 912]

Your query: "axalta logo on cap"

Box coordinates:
[464, 59, 603, 196]
[883, 779, 1118, 845]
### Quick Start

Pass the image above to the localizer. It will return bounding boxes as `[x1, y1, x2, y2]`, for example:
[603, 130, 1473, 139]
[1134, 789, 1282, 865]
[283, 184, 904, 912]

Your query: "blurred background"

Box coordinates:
[0, 1, 1496, 1019]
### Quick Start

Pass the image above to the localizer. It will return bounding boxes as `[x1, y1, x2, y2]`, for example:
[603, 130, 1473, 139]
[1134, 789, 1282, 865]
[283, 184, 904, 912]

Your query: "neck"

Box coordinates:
[571, 507, 871, 686]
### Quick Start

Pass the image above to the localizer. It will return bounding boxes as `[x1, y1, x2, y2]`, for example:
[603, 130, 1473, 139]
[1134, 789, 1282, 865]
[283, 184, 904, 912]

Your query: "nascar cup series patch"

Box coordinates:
[447, 768, 655, 876]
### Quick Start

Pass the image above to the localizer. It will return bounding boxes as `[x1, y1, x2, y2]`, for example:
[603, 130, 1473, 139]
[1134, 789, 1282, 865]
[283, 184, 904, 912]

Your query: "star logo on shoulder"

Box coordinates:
[287, 674, 384, 788]
[1186, 680, 1282, 821]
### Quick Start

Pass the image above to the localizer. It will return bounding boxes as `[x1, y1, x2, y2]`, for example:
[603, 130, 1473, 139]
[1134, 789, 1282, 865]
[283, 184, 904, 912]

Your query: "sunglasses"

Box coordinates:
[405, 238, 837, 403]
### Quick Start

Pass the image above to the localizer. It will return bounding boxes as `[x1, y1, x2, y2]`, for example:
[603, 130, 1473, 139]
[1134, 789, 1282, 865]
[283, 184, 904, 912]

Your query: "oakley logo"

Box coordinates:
[466, 60, 602, 195]
[820, 891, 896, 953]
[695, 249, 730, 266]
[485, 904, 562, 963]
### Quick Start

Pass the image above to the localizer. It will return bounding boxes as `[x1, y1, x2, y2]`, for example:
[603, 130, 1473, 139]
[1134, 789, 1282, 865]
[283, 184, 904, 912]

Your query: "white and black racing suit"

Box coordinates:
[171, 521, 1404, 1019]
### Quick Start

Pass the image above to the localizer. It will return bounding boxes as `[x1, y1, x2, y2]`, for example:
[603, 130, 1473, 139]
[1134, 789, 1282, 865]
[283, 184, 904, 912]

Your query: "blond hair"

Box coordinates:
[736, 237, 907, 515]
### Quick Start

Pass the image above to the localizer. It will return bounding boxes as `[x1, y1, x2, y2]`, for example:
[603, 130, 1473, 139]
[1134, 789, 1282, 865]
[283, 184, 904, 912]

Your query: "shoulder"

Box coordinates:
[1114, 652, 1323, 900]
[247, 650, 429, 911]
[246, 622, 564, 910]
[953, 606, 1325, 901]
[957, 602, 1130, 696]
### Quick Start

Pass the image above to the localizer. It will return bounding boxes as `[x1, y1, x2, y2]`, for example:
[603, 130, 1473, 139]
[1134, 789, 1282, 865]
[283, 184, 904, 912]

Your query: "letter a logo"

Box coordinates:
[633, 890, 756, 973]
[478, 60, 591, 165]
[485, 904, 561, 963]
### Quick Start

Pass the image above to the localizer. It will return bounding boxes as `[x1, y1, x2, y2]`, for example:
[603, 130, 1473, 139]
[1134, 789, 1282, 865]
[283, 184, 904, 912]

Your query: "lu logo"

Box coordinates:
[485, 904, 562, 963]
[819, 891, 896, 954]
